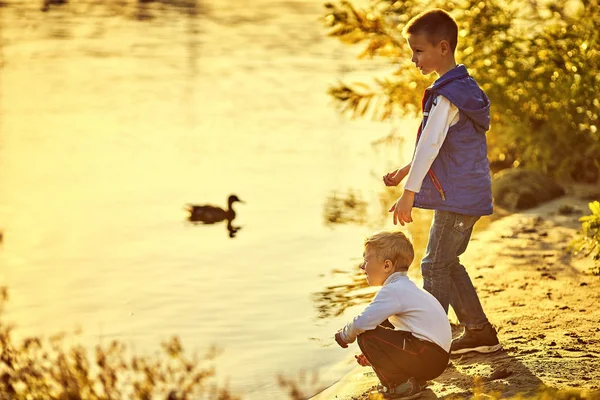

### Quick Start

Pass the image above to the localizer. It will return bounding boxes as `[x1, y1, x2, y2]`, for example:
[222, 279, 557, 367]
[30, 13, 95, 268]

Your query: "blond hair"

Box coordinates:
[364, 230, 414, 271]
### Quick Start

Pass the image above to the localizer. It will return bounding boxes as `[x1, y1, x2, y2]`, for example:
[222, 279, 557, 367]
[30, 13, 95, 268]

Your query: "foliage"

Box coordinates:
[571, 200, 600, 275]
[322, 0, 600, 181]
[0, 287, 238, 400]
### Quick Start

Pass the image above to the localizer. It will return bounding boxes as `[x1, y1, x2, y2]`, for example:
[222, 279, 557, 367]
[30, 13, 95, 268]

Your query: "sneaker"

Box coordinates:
[376, 380, 427, 392]
[451, 323, 502, 355]
[377, 377, 422, 399]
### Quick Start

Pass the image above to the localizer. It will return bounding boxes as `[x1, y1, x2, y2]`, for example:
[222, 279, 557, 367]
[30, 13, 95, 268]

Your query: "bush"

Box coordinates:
[0, 287, 239, 400]
[571, 201, 600, 274]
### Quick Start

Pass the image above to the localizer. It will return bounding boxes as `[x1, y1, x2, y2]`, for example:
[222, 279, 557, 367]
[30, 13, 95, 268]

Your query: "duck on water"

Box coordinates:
[186, 194, 244, 224]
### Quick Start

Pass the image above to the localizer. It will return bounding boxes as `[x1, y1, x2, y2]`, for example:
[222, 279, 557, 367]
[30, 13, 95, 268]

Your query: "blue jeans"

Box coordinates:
[421, 210, 489, 329]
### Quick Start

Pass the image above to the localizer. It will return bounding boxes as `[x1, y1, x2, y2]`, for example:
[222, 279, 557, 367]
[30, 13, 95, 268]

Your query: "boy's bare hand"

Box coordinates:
[383, 165, 410, 187]
[355, 353, 371, 367]
[389, 191, 415, 226]
[334, 331, 348, 348]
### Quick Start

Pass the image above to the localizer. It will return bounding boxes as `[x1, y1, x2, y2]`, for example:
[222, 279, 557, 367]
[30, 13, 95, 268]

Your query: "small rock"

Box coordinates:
[580, 354, 597, 359]
[488, 368, 512, 381]
[492, 169, 565, 211]
[519, 348, 541, 354]
[549, 341, 557, 346]
[558, 205, 578, 215]
[580, 282, 588, 287]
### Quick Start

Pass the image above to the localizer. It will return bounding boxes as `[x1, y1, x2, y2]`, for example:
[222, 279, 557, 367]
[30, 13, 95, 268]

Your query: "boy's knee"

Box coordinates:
[421, 259, 453, 276]
[357, 329, 376, 342]
[357, 328, 382, 347]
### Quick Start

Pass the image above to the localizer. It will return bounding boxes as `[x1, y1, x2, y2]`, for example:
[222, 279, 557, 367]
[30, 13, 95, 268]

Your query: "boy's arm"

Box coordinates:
[383, 163, 411, 187]
[339, 286, 400, 344]
[404, 95, 459, 194]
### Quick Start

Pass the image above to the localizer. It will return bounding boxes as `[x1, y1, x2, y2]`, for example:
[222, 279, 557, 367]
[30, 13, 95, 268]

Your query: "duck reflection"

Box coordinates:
[186, 194, 244, 238]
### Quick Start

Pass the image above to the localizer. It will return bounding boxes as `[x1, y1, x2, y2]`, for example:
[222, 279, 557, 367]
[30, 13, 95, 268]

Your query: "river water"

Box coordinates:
[0, 0, 429, 398]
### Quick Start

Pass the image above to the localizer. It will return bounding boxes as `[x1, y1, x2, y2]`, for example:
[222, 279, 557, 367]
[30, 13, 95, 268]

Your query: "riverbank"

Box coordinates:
[311, 184, 600, 399]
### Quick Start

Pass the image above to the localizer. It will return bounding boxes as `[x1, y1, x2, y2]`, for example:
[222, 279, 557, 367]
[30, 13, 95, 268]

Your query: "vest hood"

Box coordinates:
[427, 64, 491, 133]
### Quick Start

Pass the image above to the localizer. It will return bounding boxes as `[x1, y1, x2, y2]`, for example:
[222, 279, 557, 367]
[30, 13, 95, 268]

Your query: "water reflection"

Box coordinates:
[34, 0, 206, 21]
[186, 194, 244, 238]
[313, 266, 370, 319]
[41, 0, 67, 13]
[323, 189, 368, 226]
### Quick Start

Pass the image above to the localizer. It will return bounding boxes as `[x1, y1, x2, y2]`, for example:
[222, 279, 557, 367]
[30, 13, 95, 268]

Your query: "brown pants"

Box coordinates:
[357, 324, 449, 388]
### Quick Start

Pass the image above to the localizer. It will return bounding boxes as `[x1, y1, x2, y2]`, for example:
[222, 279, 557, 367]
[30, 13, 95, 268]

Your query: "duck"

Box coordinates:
[186, 194, 244, 224]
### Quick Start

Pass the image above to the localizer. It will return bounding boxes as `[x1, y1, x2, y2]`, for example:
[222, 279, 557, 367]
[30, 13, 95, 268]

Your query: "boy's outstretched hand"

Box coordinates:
[355, 353, 371, 367]
[383, 165, 410, 187]
[389, 191, 415, 226]
[334, 331, 348, 348]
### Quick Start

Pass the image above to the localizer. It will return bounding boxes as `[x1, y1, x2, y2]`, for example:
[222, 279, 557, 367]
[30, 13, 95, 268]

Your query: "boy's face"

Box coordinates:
[360, 248, 393, 286]
[407, 33, 446, 75]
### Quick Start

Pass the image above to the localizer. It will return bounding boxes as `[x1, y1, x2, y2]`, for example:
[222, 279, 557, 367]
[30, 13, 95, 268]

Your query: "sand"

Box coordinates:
[311, 186, 600, 399]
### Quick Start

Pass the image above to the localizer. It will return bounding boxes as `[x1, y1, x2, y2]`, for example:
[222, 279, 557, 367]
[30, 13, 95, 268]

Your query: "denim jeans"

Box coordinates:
[421, 210, 489, 329]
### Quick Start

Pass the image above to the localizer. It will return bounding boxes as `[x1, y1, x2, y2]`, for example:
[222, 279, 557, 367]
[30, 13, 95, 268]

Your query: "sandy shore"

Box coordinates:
[311, 186, 600, 399]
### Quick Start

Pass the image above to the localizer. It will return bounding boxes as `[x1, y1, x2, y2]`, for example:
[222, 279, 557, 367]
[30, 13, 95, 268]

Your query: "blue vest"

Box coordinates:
[413, 65, 493, 216]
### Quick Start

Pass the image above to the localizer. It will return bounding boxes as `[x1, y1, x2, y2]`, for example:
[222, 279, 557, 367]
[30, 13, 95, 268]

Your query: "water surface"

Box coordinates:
[0, 1, 425, 397]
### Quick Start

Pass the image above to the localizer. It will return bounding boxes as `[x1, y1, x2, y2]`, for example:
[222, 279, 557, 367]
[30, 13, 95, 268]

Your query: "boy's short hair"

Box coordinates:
[402, 9, 458, 52]
[364, 230, 414, 272]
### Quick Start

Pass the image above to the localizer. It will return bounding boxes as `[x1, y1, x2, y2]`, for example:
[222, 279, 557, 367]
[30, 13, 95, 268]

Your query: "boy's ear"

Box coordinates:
[384, 259, 394, 271]
[440, 40, 450, 55]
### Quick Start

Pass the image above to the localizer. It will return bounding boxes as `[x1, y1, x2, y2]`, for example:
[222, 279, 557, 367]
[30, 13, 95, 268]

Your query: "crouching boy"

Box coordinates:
[334, 231, 451, 399]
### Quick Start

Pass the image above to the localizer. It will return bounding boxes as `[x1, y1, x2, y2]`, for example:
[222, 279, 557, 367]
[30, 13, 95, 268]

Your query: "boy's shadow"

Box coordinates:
[424, 349, 544, 399]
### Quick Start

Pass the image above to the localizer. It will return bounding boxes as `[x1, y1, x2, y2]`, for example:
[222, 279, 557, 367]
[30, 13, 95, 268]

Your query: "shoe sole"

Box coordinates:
[386, 393, 422, 400]
[451, 343, 502, 355]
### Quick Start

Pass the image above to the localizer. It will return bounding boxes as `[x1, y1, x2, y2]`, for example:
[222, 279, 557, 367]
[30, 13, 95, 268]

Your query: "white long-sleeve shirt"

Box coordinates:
[340, 272, 452, 352]
[404, 95, 459, 193]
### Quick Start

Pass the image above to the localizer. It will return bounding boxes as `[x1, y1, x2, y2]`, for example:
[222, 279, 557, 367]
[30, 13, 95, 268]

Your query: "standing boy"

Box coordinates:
[334, 231, 451, 399]
[383, 9, 501, 355]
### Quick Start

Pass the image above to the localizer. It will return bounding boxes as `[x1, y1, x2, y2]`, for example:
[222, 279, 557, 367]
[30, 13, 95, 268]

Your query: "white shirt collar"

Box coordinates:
[383, 271, 408, 286]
